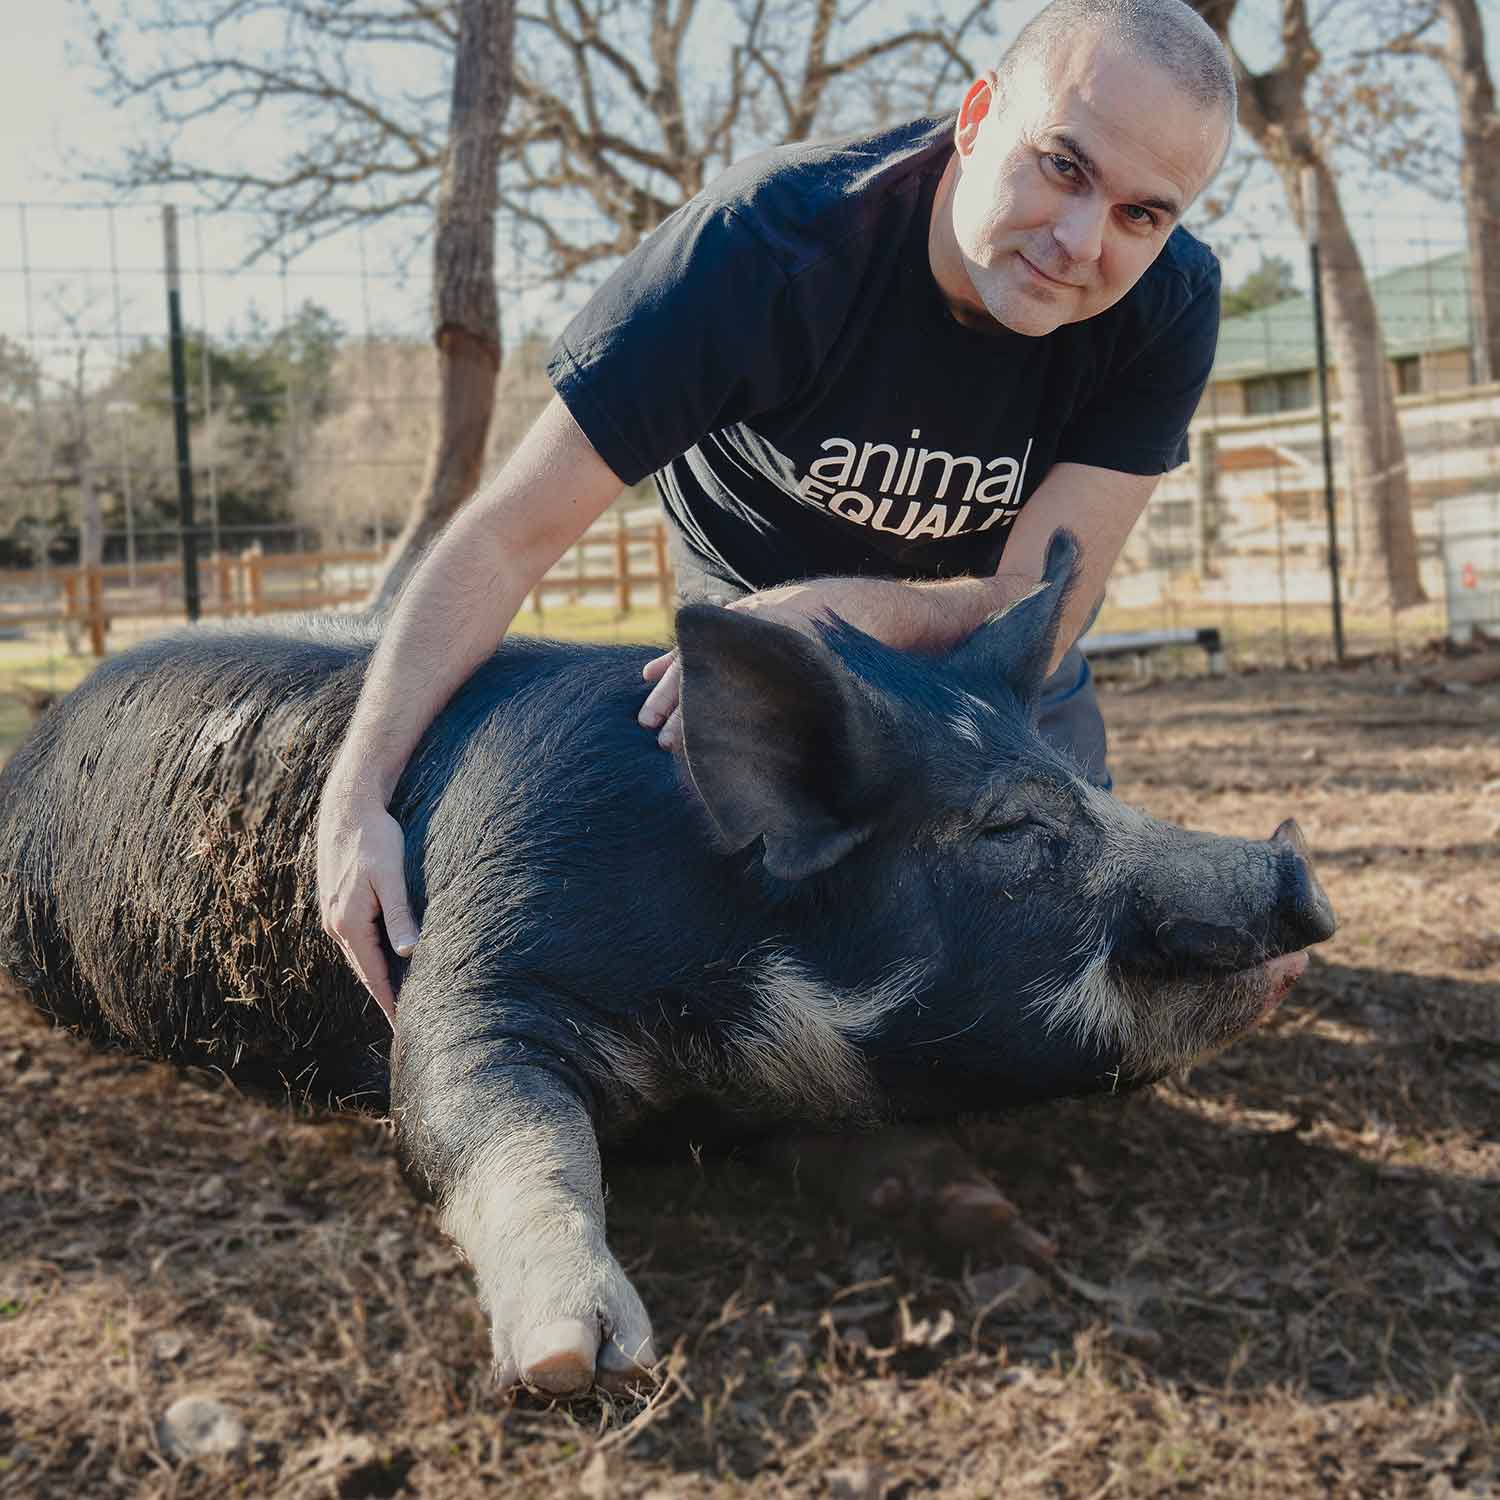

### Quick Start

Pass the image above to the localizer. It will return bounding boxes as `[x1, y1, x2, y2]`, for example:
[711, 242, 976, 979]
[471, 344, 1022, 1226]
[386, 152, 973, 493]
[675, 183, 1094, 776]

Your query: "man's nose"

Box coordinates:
[1052, 198, 1107, 266]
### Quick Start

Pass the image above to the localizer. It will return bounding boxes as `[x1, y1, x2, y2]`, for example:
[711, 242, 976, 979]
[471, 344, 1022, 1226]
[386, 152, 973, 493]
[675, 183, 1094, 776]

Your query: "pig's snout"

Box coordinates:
[1143, 819, 1336, 973]
[1271, 818, 1337, 950]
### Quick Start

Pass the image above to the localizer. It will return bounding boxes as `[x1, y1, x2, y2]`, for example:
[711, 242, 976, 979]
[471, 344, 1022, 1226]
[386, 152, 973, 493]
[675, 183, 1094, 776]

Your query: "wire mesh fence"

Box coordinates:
[1, 198, 1496, 678]
[0, 514, 674, 668]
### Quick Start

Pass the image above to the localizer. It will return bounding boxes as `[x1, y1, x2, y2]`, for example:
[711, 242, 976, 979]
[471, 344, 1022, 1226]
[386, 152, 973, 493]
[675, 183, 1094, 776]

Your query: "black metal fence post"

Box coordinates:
[1303, 166, 1346, 664]
[163, 205, 201, 623]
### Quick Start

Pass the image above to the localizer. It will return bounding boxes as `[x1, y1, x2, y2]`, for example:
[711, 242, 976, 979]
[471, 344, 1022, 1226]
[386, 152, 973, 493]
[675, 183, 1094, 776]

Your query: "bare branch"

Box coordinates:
[921, 0, 990, 108]
[1186, 142, 1265, 228]
[77, 0, 1001, 280]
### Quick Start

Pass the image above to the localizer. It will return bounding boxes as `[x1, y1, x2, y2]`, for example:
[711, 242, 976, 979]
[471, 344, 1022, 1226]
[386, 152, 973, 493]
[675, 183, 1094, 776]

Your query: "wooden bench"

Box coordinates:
[1081, 626, 1226, 676]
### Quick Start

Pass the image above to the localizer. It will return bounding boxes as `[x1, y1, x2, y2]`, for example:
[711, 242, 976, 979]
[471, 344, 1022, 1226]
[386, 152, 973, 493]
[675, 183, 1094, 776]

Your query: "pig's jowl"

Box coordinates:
[0, 531, 1335, 1394]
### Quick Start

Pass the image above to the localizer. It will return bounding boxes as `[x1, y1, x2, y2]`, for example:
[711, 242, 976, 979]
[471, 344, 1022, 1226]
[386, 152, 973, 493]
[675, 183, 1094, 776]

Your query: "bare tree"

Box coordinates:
[1376, 0, 1500, 384]
[1192, 0, 1426, 611]
[80, 0, 990, 598]
[79, 0, 988, 278]
[67, 348, 103, 575]
[38, 297, 109, 575]
[369, 0, 515, 609]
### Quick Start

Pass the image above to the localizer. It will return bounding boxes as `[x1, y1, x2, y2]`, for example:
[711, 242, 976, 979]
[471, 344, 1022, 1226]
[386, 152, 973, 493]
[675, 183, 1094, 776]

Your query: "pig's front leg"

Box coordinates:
[394, 1046, 655, 1395]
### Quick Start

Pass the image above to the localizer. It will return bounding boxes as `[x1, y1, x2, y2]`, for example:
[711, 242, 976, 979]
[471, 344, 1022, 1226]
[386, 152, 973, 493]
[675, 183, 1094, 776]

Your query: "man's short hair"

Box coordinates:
[995, 0, 1237, 144]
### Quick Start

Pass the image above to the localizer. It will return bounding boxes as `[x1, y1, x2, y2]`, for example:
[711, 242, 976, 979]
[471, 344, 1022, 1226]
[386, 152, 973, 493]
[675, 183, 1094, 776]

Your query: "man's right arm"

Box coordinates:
[317, 395, 626, 1020]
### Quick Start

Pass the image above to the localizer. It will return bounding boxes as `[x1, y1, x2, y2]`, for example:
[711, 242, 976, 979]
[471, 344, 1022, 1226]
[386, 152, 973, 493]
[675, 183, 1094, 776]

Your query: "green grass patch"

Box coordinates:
[0, 592, 1444, 766]
[510, 602, 671, 644]
[0, 646, 94, 761]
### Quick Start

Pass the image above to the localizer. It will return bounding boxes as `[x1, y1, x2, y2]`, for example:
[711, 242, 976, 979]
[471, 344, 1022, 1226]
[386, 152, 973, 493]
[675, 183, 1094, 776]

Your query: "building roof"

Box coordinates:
[1211, 249, 1472, 382]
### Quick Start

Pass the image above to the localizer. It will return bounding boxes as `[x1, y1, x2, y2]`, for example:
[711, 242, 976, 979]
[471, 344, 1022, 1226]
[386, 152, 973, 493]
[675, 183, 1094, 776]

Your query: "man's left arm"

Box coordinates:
[641, 461, 1159, 748]
[975, 460, 1159, 670]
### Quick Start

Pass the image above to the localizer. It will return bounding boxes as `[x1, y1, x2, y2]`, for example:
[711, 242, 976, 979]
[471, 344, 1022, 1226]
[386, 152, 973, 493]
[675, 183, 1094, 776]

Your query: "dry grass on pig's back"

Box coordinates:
[1, 660, 1496, 1499]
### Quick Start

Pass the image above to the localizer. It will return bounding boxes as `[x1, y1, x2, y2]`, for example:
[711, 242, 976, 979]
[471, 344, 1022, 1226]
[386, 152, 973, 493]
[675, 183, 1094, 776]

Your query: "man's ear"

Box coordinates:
[674, 606, 884, 882]
[955, 74, 994, 156]
[946, 528, 1082, 707]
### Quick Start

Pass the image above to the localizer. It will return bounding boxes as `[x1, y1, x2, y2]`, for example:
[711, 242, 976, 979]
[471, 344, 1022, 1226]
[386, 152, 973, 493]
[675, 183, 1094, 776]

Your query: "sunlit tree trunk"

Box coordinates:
[368, 0, 515, 611]
[1436, 0, 1500, 385]
[70, 346, 103, 572]
[1192, 0, 1426, 610]
[1289, 162, 1424, 606]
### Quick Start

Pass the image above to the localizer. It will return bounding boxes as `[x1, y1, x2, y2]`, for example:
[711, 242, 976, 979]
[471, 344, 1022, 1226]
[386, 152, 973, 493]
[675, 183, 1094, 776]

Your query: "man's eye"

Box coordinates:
[1048, 154, 1079, 179]
[1122, 204, 1159, 229]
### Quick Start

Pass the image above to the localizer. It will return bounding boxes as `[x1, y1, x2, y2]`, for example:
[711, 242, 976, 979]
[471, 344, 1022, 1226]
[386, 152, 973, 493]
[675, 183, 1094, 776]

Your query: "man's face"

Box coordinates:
[933, 37, 1229, 337]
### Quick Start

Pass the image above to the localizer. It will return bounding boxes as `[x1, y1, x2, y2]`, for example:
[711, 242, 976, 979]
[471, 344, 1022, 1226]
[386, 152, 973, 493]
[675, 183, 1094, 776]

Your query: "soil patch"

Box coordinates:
[2, 661, 1496, 1497]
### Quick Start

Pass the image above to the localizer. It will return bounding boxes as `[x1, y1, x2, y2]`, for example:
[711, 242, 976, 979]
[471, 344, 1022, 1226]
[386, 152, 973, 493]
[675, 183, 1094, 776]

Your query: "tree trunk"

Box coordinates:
[1190, 0, 1426, 611]
[1287, 163, 1425, 608]
[1437, 0, 1500, 385]
[367, 0, 515, 612]
[73, 350, 103, 571]
[77, 461, 101, 571]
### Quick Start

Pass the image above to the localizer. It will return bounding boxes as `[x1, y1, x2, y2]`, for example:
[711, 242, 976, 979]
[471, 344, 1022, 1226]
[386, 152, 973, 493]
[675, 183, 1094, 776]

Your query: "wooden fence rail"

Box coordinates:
[0, 518, 674, 655]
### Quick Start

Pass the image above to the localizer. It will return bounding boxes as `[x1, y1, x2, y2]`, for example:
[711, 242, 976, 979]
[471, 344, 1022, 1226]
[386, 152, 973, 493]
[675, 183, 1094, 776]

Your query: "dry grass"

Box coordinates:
[510, 601, 671, 646]
[2, 645, 1497, 1499]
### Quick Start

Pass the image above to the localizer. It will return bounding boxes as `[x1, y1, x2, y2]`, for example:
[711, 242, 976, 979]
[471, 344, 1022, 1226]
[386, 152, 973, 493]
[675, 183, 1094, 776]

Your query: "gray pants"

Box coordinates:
[670, 546, 1111, 790]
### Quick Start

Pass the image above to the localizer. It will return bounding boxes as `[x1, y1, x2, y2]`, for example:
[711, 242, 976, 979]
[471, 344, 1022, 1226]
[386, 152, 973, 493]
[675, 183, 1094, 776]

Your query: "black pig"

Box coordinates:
[0, 532, 1335, 1394]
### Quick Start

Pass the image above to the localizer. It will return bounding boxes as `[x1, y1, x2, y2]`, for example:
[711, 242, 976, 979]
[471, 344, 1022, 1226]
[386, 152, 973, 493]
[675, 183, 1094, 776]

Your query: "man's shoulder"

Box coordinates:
[699, 117, 954, 273]
[1043, 227, 1220, 407]
[1137, 226, 1222, 311]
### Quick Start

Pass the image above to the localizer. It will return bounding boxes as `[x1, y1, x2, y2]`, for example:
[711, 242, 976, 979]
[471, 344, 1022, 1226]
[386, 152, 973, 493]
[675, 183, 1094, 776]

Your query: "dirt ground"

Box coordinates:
[1, 651, 1496, 1499]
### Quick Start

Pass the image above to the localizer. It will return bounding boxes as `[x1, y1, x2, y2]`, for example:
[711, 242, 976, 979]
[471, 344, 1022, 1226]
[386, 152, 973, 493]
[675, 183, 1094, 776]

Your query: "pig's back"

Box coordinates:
[0, 618, 662, 1096]
[0, 619, 388, 1075]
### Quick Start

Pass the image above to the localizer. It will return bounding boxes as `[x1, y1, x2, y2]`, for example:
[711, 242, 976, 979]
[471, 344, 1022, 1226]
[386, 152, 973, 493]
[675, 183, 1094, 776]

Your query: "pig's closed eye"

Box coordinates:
[978, 816, 1067, 870]
[979, 815, 1049, 841]
[980, 818, 1030, 839]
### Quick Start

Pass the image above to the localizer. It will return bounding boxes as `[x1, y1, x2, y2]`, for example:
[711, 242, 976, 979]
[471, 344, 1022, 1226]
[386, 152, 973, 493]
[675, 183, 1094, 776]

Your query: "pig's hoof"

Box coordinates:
[936, 1182, 1058, 1264]
[518, 1320, 599, 1394]
[770, 1127, 1058, 1267]
[486, 1249, 657, 1397]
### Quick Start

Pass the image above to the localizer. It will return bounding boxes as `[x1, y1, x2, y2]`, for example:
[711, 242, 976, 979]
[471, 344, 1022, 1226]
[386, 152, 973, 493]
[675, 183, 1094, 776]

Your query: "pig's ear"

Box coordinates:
[674, 605, 882, 881]
[948, 528, 1081, 703]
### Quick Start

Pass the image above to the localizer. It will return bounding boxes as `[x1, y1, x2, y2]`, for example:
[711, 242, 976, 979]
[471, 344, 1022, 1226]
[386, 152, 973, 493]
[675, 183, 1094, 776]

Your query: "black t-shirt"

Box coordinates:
[548, 116, 1220, 591]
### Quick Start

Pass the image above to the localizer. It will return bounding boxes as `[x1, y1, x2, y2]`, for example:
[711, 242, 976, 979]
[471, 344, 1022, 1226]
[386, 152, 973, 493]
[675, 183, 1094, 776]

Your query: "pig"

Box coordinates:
[0, 531, 1335, 1395]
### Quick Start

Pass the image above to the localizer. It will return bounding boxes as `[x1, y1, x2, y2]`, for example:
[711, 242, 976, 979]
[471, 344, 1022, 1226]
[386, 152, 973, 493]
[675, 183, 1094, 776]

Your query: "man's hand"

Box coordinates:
[316, 788, 421, 1028]
[638, 560, 1064, 749]
[310, 396, 627, 1019]
[639, 583, 833, 750]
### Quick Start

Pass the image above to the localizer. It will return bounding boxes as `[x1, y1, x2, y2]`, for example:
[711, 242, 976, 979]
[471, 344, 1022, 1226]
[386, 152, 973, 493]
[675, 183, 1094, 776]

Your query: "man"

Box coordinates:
[318, 0, 1235, 1023]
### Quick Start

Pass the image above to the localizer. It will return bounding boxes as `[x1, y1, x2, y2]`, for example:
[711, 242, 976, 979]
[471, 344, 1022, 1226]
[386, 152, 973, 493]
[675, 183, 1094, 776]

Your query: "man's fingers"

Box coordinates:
[361, 877, 418, 1027]
[638, 656, 682, 730]
[657, 706, 683, 751]
[342, 929, 398, 1031]
[376, 880, 421, 958]
[365, 972, 399, 1033]
[641, 650, 675, 684]
[316, 798, 417, 1030]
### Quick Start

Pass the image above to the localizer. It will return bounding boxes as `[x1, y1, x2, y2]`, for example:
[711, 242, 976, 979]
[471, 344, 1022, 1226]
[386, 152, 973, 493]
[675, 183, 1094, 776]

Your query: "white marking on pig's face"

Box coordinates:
[1020, 903, 1294, 1084]
[1077, 781, 1165, 902]
[1023, 932, 1226, 1084]
[1022, 924, 1137, 1062]
[1057, 783, 1285, 1078]
[1110, 965, 1281, 1081]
